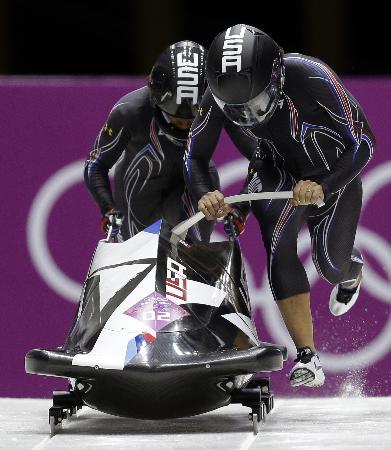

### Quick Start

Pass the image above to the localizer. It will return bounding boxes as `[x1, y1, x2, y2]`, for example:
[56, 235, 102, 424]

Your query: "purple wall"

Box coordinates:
[1, 77, 390, 398]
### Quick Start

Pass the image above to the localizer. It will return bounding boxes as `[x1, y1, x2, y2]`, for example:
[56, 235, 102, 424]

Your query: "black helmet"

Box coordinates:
[206, 25, 284, 127]
[149, 41, 207, 144]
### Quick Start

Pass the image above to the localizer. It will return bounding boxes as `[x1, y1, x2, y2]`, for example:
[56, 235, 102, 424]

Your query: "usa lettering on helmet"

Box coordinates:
[222, 26, 246, 73]
[176, 50, 199, 104]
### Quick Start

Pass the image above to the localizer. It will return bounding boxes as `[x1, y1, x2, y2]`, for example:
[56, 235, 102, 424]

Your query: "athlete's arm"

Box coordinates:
[184, 88, 226, 201]
[308, 68, 376, 198]
[84, 105, 131, 214]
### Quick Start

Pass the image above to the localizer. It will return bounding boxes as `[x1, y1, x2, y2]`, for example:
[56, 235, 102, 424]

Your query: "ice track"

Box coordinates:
[1, 397, 390, 449]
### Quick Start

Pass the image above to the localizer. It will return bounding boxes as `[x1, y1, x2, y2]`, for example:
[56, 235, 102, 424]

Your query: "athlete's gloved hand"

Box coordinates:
[100, 209, 124, 236]
[223, 207, 246, 238]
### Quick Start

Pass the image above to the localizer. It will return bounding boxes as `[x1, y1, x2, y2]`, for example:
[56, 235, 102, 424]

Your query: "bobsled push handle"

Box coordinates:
[170, 191, 325, 243]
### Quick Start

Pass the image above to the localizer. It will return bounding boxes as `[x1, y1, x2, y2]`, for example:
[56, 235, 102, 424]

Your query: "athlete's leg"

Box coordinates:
[248, 159, 315, 349]
[278, 293, 315, 351]
[307, 177, 363, 314]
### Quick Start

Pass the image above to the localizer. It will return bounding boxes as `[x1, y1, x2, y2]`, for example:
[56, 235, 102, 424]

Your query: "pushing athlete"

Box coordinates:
[85, 40, 255, 243]
[184, 25, 375, 387]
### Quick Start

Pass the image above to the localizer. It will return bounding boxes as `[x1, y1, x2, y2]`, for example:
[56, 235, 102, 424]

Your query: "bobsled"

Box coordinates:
[25, 192, 300, 435]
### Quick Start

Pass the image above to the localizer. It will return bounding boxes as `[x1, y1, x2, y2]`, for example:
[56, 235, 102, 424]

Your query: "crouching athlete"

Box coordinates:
[184, 25, 376, 387]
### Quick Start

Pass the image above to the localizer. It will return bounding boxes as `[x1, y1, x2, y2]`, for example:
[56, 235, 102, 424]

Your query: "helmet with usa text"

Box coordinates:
[149, 41, 207, 144]
[206, 24, 284, 127]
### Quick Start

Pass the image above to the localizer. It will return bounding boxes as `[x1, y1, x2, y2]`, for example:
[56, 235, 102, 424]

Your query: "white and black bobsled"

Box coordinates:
[25, 192, 294, 435]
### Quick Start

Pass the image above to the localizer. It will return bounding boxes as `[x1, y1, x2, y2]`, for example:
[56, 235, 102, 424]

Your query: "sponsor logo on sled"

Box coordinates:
[124, 291, 189, 332]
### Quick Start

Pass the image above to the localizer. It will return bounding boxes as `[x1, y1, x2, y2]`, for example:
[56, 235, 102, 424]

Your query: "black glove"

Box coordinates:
[223, 207, 246, 238]
[100, 209, 124, 236]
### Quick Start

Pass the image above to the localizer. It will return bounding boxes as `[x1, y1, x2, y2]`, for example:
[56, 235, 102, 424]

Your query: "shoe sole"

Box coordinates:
[329, 282, 361, 317]
[290, 368, 325, 387]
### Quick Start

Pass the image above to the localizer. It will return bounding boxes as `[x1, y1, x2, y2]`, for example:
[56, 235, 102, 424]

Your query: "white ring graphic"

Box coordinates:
[27, 160, 85, 302]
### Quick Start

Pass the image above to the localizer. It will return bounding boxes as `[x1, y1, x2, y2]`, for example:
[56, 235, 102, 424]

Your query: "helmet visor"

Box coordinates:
[212, 79, 279, 127]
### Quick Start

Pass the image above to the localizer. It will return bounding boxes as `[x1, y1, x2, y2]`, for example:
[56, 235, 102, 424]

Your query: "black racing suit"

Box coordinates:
[84, 86, 257, 242]
[184, 54, 376, 301]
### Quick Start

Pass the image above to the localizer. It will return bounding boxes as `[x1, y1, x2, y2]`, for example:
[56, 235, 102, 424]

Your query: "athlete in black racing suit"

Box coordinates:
[84, 41, 256, 243]
[184, 25, 376, 387]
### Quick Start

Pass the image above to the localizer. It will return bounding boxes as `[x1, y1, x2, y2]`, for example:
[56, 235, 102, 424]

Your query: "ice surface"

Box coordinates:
[1, 397, 390, 449]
